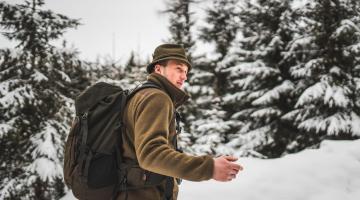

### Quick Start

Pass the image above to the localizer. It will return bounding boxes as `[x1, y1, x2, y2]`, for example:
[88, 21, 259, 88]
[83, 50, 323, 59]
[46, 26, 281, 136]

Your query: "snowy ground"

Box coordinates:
[61, 139, 360, 200]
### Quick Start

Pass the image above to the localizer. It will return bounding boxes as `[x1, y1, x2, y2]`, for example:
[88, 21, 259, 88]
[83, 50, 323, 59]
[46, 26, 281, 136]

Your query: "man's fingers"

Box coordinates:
[224, 155, 238, 162]
[230, 163, 243, 171]
[231, 169, 239, 175]
[226, 174, 237, 181]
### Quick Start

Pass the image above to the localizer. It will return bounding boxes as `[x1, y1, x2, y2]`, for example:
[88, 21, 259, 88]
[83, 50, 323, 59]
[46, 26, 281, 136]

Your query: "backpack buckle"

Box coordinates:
[81, 112, 88, 120]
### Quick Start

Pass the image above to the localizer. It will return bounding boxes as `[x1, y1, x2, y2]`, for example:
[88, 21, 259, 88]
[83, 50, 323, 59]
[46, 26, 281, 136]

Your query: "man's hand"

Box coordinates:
[212, 155, 243, 182]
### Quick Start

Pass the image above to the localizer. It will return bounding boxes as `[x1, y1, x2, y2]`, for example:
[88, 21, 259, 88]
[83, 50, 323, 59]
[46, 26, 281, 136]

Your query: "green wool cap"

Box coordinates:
[146, 44, 192, 73]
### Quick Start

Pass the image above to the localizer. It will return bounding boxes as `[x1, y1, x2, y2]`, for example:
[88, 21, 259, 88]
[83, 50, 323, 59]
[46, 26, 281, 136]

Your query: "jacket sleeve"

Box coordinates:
[133, 91, 214, 182]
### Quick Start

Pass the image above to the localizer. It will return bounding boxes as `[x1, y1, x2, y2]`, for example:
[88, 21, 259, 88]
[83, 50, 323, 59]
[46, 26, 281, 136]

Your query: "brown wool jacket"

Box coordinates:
[117, 73, 214, 200]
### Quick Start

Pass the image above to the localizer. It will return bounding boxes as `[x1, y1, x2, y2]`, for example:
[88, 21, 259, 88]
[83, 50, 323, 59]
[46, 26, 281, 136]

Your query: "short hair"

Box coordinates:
[150, 60, 169, 73]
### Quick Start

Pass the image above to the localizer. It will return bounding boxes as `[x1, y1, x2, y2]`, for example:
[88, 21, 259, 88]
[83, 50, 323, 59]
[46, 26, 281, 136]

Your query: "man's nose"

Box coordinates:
[182, 73, 187, 81]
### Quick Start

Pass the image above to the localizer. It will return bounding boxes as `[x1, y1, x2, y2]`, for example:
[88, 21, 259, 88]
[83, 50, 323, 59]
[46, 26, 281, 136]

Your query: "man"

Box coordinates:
[118, 44, 242, 200]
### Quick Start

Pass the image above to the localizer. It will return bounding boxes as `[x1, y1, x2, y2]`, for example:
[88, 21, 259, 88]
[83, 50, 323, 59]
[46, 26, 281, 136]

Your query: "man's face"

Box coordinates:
[154, 60, 188, 89]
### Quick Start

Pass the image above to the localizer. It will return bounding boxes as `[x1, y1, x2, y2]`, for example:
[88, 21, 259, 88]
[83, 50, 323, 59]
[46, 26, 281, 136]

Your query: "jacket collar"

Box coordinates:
[147, 73, 190, 108]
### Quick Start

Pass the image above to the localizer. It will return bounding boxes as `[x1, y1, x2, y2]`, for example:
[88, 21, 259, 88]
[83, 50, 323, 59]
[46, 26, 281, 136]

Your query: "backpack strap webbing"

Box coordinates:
[78, 112, 90, 182]
[127, 81, 162, 101]
[164, 177, 174, 200]
[113, 92, 132, 200]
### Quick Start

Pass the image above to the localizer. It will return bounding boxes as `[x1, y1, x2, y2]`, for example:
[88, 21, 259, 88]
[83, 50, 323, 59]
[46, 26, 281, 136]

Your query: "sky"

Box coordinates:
[61, 139, 360, 200]
[0, 0, 170, 62]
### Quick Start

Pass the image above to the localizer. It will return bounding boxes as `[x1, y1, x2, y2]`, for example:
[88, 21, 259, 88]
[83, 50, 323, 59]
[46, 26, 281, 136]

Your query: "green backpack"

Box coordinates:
[63, 81, 171, 200]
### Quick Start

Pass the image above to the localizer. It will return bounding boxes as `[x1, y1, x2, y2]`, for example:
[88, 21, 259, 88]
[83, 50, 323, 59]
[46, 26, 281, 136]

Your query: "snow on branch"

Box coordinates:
[250, 107, 282, 119]
[226, 61, 280, 82]
[252, 80, 295, 106]
[0, 85, 35, 109]
[296, 82, 326, 107]
[332, 19, 360, 39]
[26, 120, 63, 182]
[298, 112, 352, 135]
[0, 123, 13, 138]
[31, 70, 48, 82]
[290, 58, 324, 78]
[351, 112, 360, 136]
[324, 84, 351, 108]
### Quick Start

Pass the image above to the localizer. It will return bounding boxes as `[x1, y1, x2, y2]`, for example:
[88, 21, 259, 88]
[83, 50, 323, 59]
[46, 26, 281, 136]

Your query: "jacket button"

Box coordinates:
[142, 173, 147, 181]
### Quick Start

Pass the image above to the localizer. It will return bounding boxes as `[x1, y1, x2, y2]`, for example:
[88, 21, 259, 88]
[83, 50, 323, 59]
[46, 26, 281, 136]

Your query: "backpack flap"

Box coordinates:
[75, 82, 123, 116]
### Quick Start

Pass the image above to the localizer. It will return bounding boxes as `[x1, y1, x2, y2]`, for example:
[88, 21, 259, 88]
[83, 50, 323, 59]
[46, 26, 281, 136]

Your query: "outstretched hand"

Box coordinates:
[212, 155, 243, 182]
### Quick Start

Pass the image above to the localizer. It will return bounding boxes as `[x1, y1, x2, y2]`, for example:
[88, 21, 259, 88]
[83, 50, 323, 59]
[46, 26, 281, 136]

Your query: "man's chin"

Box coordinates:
[176, 83, 184, 89]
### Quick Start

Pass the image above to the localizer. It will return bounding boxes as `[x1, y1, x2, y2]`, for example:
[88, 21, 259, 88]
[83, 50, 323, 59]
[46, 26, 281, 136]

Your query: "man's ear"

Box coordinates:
[154, 64, 162, 74]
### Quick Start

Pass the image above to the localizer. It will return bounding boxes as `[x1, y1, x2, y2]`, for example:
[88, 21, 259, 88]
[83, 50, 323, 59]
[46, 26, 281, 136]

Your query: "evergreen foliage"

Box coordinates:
[1, 2, 360, 198]
[218, 0, 295, 157]
[281, 0, 360, 150]
[188, 0, 241, 155]
[163, 0, 196, 58]
[0, 0, 88, 199]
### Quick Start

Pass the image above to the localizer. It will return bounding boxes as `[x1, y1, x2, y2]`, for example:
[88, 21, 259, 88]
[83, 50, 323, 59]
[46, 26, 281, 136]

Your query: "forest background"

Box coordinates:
[1, 0, 360, 199]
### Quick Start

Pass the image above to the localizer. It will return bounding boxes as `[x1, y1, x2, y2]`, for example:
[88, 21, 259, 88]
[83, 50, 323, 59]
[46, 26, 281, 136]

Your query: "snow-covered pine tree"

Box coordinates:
[123, 51, 148, 88]
[281, 0, 360, 150]
[184, 0, 241, 155]
[0, 0, 81, 199]
[55, 41, 93, 99]
[163, 0, 196, 59]
[221, 0, 295, 158]
[83, 51, 148, 97]
[199, 0, 239, 61]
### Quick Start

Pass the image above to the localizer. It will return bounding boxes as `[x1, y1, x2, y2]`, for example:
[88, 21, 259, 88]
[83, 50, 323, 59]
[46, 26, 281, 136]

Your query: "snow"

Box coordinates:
[223, 91, 250, 104]
[30, 124, 58, 161]
[230, 61, 280, 78]
[250, 107, 282, 119]
[26, 157, 61, 182]
[252, 80, 295, 106]
[26, 121, 63, 182]
[227, 124, 271, 156]
[351, 112, 360, 136]
[295, 79, 352, 133]
[291, 0, 312, 10]
[298, 113, 352, 135]
[57, 69, 72, 83]
[31, 70, 49, 82]
[0, 85, 35, 109]
[293, 58, 324, 78]
[0, 179, 15, 200]
[61, 139, 360, 200]
[324, 85, 351, 108]
[233, 75, 256, 89]
[296, 82, 326, 108]
[0, 123, 12, 137]
[333, 19, 360, 38]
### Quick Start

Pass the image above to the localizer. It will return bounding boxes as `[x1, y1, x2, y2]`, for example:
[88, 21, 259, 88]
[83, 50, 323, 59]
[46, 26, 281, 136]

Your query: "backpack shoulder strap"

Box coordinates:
[127, 81, 162, 101]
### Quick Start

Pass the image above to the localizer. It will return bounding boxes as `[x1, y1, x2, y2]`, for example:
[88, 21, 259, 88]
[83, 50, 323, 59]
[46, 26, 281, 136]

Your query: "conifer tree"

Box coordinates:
[123, 51, 147, 88]
[0, 0, 81, 199]
[222, 0, 295, 157]
[163, 0, 196, 59]
[189, 0, 241, 155]
[281, 0, 360, 149]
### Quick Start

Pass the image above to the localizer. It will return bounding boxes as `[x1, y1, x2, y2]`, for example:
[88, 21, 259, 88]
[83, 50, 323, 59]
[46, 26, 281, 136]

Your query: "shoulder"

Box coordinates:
[129, 88, 174, 120]
[129, 88, 173, 112]
[134, 88, 172, 104]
